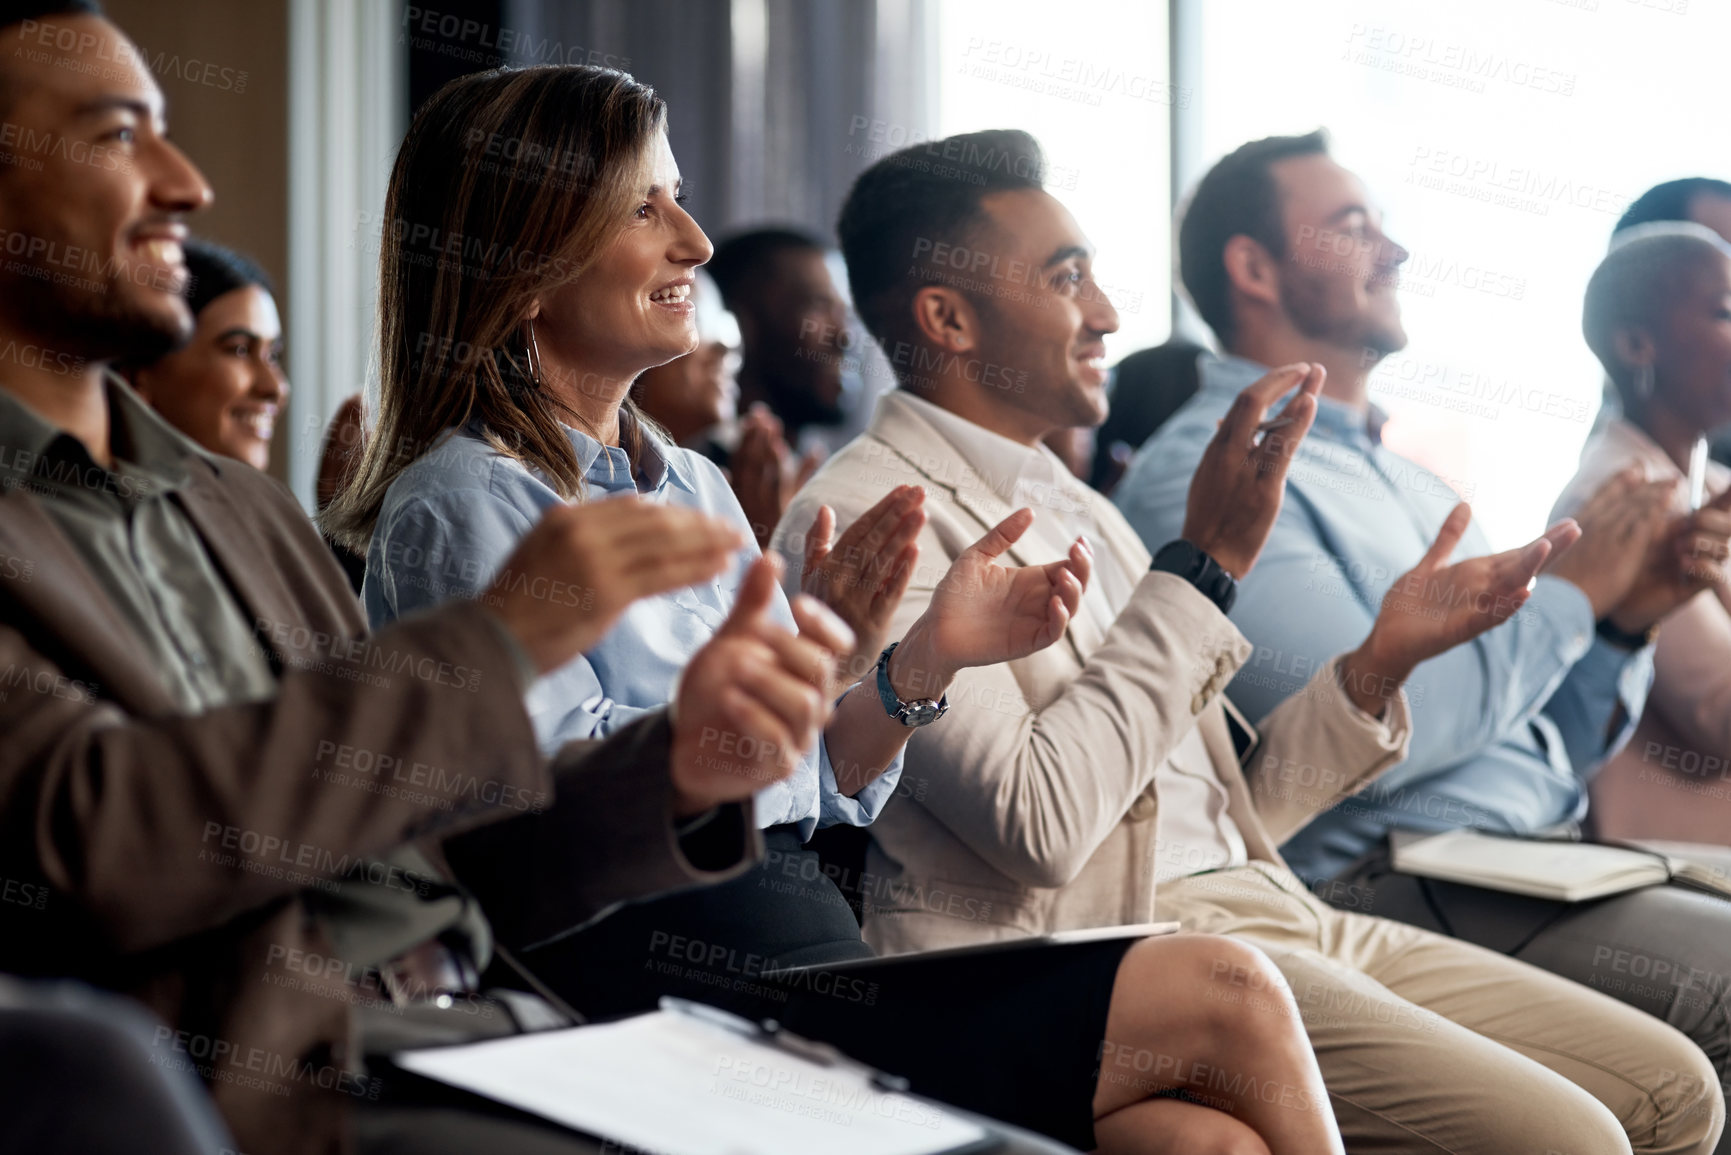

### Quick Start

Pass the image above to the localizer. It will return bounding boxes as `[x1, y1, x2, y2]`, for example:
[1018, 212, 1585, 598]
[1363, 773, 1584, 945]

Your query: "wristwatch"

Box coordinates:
[1151, 540, 1238, 614]
[875, 642, 950, 727]
[1595, 616, 1659, 651]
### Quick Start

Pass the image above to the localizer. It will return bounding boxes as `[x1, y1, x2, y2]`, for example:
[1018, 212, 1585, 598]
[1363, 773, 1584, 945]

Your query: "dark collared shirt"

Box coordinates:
[0, 378, 477, 972]
[0, 378, 275, 712]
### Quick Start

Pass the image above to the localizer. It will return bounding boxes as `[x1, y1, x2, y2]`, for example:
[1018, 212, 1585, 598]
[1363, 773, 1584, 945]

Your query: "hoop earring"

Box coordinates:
[525, 317, 545, 388]
[1634, 362, 1654, 401]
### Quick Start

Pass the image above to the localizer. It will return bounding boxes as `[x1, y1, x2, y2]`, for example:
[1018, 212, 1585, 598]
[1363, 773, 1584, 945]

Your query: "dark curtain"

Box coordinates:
[501, 0, 935, 241]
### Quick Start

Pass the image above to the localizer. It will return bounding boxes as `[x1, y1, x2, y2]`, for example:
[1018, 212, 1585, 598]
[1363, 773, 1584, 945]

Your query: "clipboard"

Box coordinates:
[395, 997, 999, 1155]
[769, 921, 1182, 975]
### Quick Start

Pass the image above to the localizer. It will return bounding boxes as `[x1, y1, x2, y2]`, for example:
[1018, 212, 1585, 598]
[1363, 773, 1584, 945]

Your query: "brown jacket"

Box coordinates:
[0, 419, 754, 1155]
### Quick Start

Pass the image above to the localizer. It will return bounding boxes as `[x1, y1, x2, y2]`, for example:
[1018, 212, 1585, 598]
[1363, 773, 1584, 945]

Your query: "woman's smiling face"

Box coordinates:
[532, 130, 714, 400]
[134, 284, 286, 470]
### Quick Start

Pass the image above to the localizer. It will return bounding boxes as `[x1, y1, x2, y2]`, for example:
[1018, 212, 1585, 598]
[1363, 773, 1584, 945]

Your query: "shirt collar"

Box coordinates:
[561, 410, 697, 496]
[891, 389, 1081, 508]
[1199, 352, 1388, 450]
[0, 373, 191, 496]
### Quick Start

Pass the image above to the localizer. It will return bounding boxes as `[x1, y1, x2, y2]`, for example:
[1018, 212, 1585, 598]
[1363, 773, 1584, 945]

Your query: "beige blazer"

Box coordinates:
[772, 391, 1410, 953]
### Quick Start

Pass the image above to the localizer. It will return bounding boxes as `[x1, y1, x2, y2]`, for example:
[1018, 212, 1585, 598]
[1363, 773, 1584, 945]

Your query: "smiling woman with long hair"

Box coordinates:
[325, 64, 1347, 1155]
[123, 239, 286, 472]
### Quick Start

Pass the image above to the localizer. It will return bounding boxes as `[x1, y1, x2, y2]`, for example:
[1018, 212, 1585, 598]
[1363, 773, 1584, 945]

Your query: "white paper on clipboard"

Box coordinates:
[395, 1000, 994, 1155]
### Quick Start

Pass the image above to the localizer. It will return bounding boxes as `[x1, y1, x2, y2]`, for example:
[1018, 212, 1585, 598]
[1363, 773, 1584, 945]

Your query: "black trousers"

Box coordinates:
[519, 828, 1132, 1151]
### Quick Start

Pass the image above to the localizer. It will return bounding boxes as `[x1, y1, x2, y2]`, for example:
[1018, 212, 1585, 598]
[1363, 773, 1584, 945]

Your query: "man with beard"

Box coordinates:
[773, 126, 1725, 1154]
[0, 4, 839, 1154]
[1115, 130, 1731, 1142]
[708, 227, 852, 440]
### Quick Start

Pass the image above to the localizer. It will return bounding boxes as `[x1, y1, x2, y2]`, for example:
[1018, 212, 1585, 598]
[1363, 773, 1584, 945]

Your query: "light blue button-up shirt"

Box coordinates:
[1114, 353, 1651, 880]
[361, 419, 901, 840]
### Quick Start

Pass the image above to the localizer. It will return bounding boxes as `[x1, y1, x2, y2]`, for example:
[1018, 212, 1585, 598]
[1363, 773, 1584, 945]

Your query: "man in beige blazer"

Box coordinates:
[772, 128, 1724, 1153]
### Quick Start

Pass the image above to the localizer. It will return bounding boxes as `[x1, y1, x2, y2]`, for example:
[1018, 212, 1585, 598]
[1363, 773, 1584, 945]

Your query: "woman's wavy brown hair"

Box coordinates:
[323, 65, 667, 551]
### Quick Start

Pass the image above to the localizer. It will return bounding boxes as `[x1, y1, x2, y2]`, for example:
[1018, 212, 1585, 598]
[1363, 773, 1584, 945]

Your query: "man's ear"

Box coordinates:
[910, 285, 980, 353]
[1222, 234, 1281, 311]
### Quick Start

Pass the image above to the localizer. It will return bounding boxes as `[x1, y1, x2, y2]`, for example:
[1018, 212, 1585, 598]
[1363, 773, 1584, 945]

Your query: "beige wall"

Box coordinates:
[103, 0, 292, 479]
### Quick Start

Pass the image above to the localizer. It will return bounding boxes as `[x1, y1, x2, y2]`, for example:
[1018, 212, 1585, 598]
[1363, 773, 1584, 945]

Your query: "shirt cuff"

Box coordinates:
[1326, 654, 1410, 745]
[475, 606, 541, 693]
[1526, 575, 1597, 663]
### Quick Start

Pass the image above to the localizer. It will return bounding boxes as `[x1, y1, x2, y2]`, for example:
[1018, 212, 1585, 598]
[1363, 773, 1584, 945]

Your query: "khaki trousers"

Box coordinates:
[1158, 862, 1725, 1154]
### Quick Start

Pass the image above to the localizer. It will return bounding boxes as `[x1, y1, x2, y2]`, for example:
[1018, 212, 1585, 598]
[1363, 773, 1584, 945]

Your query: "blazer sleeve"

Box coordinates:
[776, 487, 1252, 888]
[442, 710, 762, 949]
[0, 600, 554, 956]
[905, 566, 1250, 888]
[1244, 656, 1413, 845]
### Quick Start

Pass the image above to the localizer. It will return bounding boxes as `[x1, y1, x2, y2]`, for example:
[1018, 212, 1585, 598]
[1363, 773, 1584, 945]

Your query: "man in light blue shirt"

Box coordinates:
[1121, 350, 1643, 880]
[1116, 130, 1731, 1115]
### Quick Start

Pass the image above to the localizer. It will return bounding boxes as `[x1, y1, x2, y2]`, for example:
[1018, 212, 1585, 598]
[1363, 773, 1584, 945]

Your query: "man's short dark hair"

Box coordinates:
[0, 0, 99, 32]
[0, 1, 104, 119]
[837, 128, 1045, 352]
[706, 227, 828, 314]
[1614, 178, 1731, 237]
[1178, 130, 1331, 347]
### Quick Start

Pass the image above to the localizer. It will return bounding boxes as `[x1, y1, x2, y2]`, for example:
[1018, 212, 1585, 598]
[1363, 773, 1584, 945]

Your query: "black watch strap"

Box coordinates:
[1151, 540, 1238, 615]
[1595, 616, 1658, 651]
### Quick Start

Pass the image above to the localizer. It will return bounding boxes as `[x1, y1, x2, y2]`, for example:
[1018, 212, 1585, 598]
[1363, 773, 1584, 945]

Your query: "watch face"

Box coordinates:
[902, 700, 943, 727]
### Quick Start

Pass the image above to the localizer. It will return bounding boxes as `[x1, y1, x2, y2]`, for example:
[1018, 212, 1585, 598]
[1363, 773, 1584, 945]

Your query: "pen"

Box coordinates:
[1688, 435, 1710, 511]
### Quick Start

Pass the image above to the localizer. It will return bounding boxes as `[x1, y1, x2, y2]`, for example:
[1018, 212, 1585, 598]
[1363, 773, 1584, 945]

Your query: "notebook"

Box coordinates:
[395, 999, 995, 1155]
[1390, 829, 1731, 902]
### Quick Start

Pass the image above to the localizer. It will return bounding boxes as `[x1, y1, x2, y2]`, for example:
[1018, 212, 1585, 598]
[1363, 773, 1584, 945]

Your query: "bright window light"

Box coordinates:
[1187, 0, 1728, 547]
[934, 0, 1175, 361]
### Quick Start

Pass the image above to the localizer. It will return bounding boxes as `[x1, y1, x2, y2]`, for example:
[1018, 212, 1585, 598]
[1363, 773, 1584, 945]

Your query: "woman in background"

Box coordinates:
[126, 239, 286, 472]
[1555, 223, 1731, 851]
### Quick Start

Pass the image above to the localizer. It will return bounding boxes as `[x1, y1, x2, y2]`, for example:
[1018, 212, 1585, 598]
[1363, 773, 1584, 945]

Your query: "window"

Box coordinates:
[1181, 0, 1719, 546]
[935, 0, 1175, 360]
